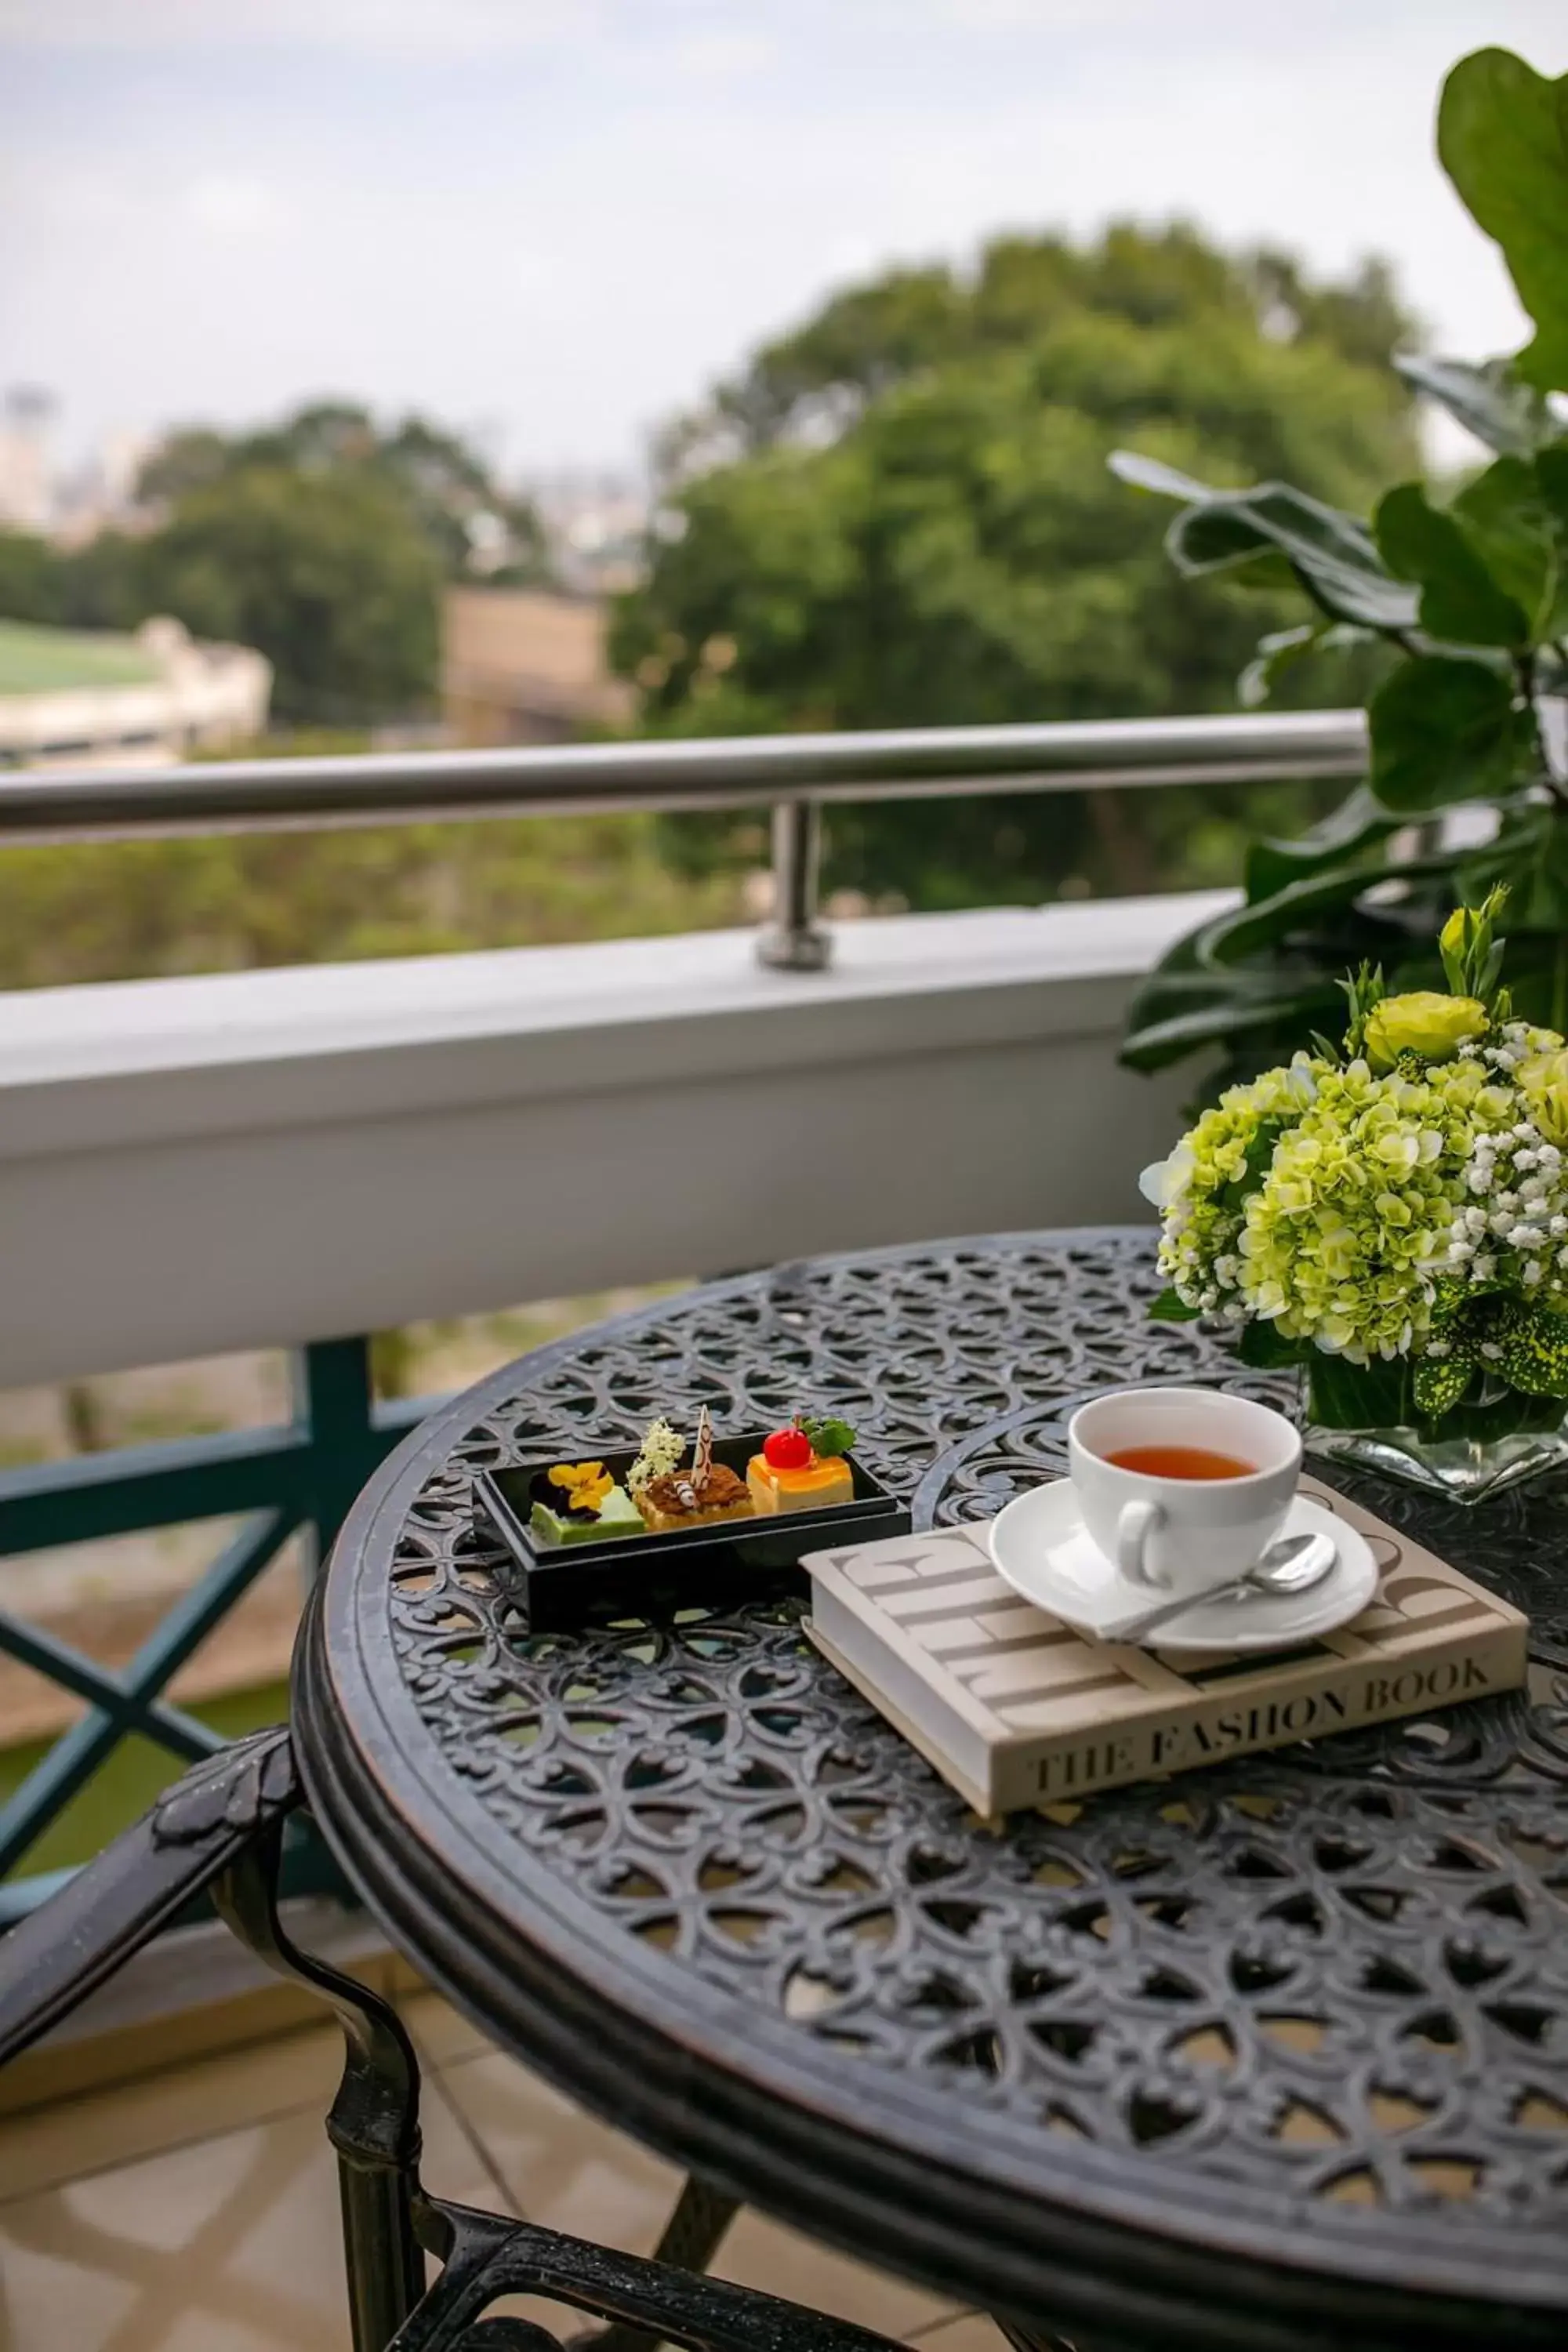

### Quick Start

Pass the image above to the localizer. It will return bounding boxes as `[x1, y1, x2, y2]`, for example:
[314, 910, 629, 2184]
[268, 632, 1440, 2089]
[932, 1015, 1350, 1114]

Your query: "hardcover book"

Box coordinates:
[804, 1477, 1528, 1814]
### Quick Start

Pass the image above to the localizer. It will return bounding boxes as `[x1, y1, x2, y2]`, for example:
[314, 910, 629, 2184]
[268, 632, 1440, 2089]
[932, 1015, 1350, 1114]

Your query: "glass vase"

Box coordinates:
[1303, 1373, 1568, 1505]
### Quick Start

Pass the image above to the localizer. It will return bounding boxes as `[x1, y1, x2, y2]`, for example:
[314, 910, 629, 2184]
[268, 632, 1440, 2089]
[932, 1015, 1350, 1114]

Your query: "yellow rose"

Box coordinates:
[1363, 992, 1488, 1069]
[1519, 1048, 1568, 1148]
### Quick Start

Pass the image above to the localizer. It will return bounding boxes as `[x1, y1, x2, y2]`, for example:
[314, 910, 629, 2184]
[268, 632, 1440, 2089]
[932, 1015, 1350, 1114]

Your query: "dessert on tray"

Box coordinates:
[485, 1401, 900, 1622]
[632, 1406, 754, 1533]
[522, 1406, 865, 1552]
[748, 1415, 855, 1515]
[529, 1459, 643, 1548]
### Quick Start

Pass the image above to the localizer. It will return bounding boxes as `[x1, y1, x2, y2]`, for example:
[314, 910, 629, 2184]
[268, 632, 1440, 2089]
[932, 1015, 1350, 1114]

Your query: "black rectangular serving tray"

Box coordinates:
[474, 1430, 910, 1630]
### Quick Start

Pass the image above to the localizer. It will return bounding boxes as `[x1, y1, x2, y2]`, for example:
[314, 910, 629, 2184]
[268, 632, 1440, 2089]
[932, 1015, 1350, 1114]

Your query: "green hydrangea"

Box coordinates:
[1234, 1058, 1515, 1363]
[1144, 894, 1568, 1419]
[1145, 1057, 1319, 1314]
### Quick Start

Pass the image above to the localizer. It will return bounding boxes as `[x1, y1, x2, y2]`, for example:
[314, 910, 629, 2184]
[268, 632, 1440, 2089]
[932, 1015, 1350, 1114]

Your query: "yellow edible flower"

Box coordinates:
[1363, 992, 1487, 1069]
[548, 1461, 613, 1511]
[1518, 1047, 1568, 1149]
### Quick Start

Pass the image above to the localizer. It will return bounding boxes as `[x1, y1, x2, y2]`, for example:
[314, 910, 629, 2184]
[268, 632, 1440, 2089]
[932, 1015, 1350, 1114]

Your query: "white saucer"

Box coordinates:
[986, 1483, 1378, 1653]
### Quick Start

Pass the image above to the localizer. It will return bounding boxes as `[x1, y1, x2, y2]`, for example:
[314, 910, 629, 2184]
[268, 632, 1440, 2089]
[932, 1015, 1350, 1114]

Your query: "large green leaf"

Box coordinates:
[1105, 451, 1211, 503]
[1117, 912, 1354, 1076]
[1237, 1319, 1308, 1371]
[1237, 619, 1371, 710]
[1451, 456, 1568, 642]
[1308, 1348, 1565, 1439]
[1412, 1354, 1475, 1418]
[1367, 656, 1526, 811]
[1439, 49, 1568, 392]
[1533, 443, 1568, 544]
[1109, 450, 1419, 631]
[1306, 1355, 1412, 1430]
[1374, 482, 1530, 647]
[1236, 622, 1318, 709]
[1120, 983, 1342, 1074]
[1121, 844, 1461, 1085]
[1194, 846, 1460, 967]
[1393, 354, 1558, 456]
[1436, 1388, 1568, 1440]
[1498, 1305, 1568, 1398]
[1149, 1287, 1201, 1323]
[1171, 488, 1417, 630]
[1460, 800, 1559, 924]
[1243, 784, 1397, 904]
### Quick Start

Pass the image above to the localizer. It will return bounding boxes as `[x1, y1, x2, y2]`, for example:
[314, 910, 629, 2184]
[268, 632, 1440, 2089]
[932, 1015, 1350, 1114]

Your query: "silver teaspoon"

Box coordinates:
[1098, 1528, 1339, 1647]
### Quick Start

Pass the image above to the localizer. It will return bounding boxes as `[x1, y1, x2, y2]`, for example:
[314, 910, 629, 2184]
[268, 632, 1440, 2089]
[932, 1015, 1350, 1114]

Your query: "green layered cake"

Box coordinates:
[530, 1460, 643, 1548]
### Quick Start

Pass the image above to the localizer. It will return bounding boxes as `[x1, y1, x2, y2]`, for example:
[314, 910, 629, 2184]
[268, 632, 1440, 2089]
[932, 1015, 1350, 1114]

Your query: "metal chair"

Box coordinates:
[0, 1727, 910, 2352]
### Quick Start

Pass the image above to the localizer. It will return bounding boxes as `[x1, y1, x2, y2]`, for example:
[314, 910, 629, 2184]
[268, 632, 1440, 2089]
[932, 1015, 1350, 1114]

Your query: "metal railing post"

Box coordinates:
[757, 798, 830, 972]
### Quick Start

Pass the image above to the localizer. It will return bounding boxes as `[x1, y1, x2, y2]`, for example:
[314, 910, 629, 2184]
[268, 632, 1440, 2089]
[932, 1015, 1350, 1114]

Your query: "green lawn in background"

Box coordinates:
[0, 1679, 290, 1882]
[0, 619, 159, 696]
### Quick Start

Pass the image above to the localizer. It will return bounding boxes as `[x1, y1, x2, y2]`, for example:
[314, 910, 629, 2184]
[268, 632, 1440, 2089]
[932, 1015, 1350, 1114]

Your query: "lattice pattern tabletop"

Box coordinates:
[297, 1229, 1568, 2352]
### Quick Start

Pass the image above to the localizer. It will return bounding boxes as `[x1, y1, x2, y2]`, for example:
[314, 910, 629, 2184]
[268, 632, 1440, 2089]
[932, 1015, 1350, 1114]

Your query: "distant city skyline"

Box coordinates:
[3, 0, 1566, 479]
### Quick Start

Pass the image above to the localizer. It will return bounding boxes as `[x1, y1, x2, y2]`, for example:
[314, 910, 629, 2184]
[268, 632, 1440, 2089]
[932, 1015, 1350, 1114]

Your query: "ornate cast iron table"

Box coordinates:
[294, 1229, 1568, 2352]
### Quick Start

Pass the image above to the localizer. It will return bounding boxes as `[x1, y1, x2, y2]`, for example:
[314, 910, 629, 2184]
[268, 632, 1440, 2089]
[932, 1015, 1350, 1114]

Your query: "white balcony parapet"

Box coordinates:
[0, 896, 1227, 1388]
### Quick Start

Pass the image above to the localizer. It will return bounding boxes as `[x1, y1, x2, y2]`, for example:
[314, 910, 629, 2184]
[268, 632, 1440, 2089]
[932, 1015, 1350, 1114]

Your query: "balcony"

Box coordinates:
[0, 710, 1364, 2348]
[0, 706, 1370, 1886]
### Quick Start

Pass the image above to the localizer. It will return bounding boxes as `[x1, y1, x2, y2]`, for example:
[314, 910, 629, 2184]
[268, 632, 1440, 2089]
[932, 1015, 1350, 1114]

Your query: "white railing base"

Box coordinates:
[0, 896, 1226, 1387]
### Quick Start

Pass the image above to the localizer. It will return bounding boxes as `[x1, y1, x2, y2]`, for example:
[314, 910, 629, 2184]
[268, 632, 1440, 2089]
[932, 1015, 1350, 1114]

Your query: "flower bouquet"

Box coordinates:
[1141, 892, 1568, 1502]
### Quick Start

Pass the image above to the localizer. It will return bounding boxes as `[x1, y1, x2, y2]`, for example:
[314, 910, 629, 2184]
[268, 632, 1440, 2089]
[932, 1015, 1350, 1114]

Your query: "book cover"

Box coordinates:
[804, 1477, 1529, 1814]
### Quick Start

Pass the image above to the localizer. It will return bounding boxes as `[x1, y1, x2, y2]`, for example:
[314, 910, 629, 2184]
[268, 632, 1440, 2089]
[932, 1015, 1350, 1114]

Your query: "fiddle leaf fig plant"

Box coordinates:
[1439, 46, 1568, 393]
[1112, 46, 1568, 1099]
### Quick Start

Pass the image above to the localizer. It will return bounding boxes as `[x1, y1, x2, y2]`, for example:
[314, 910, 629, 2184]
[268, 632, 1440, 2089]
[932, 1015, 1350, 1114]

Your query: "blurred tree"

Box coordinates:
[0, 402, 553, 724]
[616, 222, 1421, 905]
[142, 464, 443, 724]
[134, 426, 236, 506]
[0, 532, 64, 626]
[54, 531, 156, 633]
[73, 402, 549, 717]
[137, 402, 550, 585]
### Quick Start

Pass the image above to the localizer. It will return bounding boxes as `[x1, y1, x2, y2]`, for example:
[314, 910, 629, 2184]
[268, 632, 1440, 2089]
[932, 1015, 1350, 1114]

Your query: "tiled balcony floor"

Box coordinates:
[0, 1992, 1006, 2352]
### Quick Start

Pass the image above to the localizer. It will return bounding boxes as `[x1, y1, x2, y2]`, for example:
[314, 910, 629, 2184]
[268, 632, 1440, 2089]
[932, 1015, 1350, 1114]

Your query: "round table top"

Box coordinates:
[295, 1229, 1568, 2352]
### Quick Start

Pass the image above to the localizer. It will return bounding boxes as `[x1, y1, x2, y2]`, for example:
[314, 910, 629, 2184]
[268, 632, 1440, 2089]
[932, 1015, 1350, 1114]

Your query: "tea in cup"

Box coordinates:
[1068, 1387, 1301, 1600]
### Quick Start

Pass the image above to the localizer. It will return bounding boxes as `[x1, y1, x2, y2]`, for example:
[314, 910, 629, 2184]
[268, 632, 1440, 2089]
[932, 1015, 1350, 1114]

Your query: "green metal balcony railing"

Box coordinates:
[0, 709, 1369, 1924]
[0, 1340, 431, 1924]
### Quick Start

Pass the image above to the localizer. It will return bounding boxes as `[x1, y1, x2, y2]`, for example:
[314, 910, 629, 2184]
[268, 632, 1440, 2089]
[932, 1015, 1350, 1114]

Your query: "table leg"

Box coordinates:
[650, 2180, 739, 2275]
[214, 1828, 426, 2352]
[578, 2177, 739, 2352]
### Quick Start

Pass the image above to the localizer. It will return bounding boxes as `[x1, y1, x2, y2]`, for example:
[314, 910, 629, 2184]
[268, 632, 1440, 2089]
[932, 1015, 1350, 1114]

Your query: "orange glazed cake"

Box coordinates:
[747, 1417, 855, 1515]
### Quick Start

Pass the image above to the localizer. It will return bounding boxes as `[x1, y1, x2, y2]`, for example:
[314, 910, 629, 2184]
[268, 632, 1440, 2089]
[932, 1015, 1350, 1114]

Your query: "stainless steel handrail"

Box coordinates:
[0, 708, 1368, 971]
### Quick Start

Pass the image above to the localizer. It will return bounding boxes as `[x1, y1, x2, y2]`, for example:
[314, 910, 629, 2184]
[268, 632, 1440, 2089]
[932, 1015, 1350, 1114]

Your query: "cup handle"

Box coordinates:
[1116, 1498, 1166, 1588]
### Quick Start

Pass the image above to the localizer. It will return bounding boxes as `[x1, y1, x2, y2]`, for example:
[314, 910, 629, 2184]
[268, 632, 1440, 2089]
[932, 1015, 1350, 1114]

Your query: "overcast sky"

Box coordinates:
[2, 0, 1564, 481]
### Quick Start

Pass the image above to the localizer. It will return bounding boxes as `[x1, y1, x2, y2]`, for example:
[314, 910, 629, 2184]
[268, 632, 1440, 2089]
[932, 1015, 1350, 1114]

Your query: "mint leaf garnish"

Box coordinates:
[802, 1414, 855, 1457]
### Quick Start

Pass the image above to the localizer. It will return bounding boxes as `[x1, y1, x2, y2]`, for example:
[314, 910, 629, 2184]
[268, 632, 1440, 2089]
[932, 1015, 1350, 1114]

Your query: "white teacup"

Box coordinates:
[1068, 1387, 1302, 1599]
